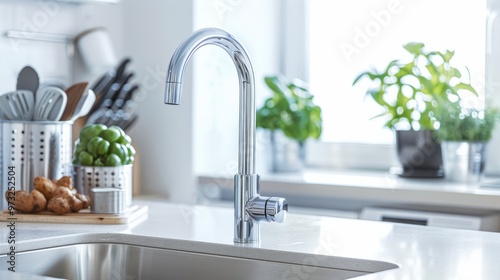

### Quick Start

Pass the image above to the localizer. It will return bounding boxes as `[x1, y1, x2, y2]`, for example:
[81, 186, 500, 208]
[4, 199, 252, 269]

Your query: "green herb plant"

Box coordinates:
[256, 75, 322, 143]
[352, 42, 477, 130]
[434, 102, 500, 142]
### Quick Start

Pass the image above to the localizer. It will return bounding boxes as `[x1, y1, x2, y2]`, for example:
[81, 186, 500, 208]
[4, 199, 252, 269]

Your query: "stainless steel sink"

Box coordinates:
[0, 243, 397, 280]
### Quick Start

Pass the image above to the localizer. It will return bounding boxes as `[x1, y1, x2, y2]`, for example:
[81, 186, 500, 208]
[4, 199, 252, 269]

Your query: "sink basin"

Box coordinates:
[0, 243, 397, 280]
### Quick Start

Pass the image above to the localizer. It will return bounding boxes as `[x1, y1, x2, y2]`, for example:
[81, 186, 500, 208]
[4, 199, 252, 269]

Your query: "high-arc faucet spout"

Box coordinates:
[164, 28, 287, 243]
[164, 28, 255, 175]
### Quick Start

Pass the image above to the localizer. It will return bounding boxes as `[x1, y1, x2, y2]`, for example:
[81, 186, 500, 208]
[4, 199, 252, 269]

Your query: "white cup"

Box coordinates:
[74, 27, 118, 73]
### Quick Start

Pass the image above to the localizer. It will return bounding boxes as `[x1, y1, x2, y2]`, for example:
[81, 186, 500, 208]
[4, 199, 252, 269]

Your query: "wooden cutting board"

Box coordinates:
[0, 205, 148, 224]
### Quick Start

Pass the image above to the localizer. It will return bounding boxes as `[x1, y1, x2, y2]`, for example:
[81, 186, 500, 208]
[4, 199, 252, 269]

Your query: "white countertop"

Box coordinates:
[198, 169, 500, 212]
[1, 199, 500, 279]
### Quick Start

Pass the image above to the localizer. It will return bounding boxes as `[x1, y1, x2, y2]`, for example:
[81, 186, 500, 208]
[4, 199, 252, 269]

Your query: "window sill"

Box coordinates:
[197, 168, 500, 214]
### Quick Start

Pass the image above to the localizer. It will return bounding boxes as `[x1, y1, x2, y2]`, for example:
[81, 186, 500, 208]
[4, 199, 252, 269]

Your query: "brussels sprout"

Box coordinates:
[105, 154, 122, 166]
[87, 136, 104, 157]
[79, 124, 106, 143]
[96, 139, 110, 155]
[94, 158, 105, 166]
[125, 144, 136, 157]
[109, 143, 128, 163]
[78, 151, 93, 166]
[73, 124, 136, 166]
[99, 127, 121, 143]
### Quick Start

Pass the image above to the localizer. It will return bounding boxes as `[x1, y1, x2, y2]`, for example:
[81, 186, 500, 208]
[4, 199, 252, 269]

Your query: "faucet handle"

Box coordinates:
[265, 197, 288, 223]
[246, 196, 288, 223]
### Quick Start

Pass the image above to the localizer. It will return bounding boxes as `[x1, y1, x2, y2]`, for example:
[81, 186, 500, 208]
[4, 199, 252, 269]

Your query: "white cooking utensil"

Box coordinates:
[0, 92, 18, 120]
[34, 87, 67, 121]
[0, 90, 34, 120]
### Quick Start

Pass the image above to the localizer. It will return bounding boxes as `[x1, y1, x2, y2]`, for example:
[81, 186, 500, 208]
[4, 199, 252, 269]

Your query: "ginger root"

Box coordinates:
[75, 193, 90, 209]
[48, 186, 87, 214]
[69, 196, 84, 212]
[52, 186, 74, 198]
[47, 197, 70, 215]
[54, 176, 72, 189]
[34, 176, 58, 200]
[7, 176, 90, 215]
[6, 190, 47, 213]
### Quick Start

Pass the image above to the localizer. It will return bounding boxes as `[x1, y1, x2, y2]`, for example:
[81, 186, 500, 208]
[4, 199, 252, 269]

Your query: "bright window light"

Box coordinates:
[308, 0, 486, 144]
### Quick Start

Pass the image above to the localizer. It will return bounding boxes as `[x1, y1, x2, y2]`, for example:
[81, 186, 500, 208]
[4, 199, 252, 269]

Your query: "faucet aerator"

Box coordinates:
[164, 82, 182, 105]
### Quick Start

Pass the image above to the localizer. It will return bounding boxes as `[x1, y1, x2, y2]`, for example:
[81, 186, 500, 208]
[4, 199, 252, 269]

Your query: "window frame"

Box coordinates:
[283, 0, 500, 174]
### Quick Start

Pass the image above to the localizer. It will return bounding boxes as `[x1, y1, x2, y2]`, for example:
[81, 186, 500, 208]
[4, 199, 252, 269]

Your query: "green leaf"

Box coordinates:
[352, 72, 369, 85]
[264, 76, 288, 97]
[454, 83, 478, 95]
[403, 42, 425, 54]
[352, 41, 482, 131]
[449, 67, 462, 79]
[443, 50, 455, 62]
[257, 75, 323, 141]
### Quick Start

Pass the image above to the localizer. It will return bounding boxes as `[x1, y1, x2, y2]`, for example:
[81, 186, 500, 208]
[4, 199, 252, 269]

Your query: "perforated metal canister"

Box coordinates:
[0, 120, 73, 209]
[73, 164, 133, 207]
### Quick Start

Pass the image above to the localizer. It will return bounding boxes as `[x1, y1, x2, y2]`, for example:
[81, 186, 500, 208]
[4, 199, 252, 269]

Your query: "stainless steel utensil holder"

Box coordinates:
[0, 120, 73, 209]
[73, 165, 133, 207]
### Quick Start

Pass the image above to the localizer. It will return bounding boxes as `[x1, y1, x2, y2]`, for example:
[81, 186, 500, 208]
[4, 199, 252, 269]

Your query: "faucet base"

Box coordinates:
[234, 220, 259, 243]
[233, 174, 288, 243]
[234, 174, 260, 243]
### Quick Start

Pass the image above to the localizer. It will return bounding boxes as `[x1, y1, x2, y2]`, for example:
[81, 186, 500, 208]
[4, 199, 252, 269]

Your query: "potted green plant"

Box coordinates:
[435, 101, 500, 183]
[352, 42, 478, 177]
[256, 75, 322, 172]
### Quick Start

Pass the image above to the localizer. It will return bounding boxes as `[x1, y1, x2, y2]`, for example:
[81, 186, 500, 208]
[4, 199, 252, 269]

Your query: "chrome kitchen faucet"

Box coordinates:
[164, 28, 288, 243]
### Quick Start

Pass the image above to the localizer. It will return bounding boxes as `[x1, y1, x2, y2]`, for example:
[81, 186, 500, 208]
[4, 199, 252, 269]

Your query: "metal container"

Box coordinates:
[0, 120, 73, 209]
[442, 141, 487, 183]
[73, 165, 132, 207]
[91, 187, 125, 214]
[268, 130, 305, 172]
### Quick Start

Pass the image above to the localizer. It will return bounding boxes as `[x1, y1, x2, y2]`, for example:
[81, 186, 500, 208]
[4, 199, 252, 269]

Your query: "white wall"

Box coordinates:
[122, 0, 195, 203]
[192, 0, 281, 177]
[0, 0, 277, 203]
[0, 1, 123, 91]
[121, 0, 282, 202]
[0, 0, 197, 203]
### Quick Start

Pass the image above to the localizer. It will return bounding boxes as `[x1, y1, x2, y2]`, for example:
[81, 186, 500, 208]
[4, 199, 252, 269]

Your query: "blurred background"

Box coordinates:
[2, 0, 500, 230]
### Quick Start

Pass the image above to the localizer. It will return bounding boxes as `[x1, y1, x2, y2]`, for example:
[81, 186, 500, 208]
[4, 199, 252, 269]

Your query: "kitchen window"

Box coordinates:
[286, 0, 488, 170]
[192, 0, 500, 176]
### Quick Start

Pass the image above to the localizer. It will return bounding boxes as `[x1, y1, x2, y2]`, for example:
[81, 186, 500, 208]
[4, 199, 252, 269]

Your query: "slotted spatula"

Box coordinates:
[0, 90, 34, 120]
[34, 87, 67, 121]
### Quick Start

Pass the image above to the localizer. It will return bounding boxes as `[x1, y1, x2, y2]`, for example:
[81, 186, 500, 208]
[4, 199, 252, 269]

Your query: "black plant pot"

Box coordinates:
[396, 130, 444, 178]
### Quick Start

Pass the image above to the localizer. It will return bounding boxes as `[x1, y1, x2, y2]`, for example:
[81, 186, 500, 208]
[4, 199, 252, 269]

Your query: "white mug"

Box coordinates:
[74, 27, 117, 73]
